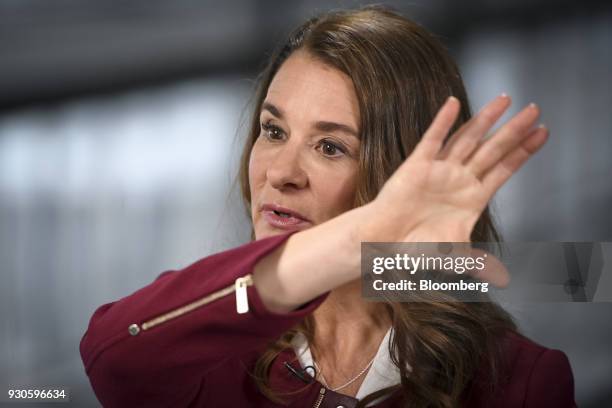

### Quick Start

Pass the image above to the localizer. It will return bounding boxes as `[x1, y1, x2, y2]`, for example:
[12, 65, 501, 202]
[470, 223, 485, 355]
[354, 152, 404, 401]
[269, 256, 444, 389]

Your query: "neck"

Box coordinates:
[310, 280, 391, 361]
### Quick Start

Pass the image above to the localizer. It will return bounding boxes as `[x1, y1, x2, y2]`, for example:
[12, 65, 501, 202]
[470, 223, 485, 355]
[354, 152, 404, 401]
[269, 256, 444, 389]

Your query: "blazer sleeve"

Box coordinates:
[524, 349, 576, 408]
[79, 231, 329, 407]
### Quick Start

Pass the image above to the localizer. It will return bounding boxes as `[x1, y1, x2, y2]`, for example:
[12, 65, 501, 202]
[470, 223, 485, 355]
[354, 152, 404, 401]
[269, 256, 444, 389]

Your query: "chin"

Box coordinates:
[252, 224, 276, 241]
[253, 223, 309, 241]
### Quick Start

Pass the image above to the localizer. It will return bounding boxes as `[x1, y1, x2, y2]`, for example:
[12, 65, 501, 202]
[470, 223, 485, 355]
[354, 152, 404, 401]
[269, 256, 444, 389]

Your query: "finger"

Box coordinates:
[438, 94, 511, 163]
[466, 248, 510, 288]
[411, 96, 461, 161]
[481, 126, 549, 197]
[467, 103, 540, 177]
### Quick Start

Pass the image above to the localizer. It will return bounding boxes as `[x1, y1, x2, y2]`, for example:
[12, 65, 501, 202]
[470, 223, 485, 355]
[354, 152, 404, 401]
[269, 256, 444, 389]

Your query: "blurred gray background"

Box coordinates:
[0, 0, 610, 406]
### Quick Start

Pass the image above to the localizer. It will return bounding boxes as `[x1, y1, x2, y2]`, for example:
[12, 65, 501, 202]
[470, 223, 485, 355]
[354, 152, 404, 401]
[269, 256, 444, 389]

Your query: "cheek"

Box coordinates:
[248, 141, 275, 226]
[314, 169, 358, 217]
[248, 144, 265, 195]
[337, 176, 358, 211]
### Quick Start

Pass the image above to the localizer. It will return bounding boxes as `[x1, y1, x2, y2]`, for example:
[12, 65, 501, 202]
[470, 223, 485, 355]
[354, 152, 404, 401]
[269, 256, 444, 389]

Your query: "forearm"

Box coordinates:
[253, 204, 368, 313]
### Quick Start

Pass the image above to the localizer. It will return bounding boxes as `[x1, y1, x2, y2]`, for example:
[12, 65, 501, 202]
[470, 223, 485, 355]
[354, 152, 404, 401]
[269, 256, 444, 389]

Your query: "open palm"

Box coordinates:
[362, 95, 548, 245]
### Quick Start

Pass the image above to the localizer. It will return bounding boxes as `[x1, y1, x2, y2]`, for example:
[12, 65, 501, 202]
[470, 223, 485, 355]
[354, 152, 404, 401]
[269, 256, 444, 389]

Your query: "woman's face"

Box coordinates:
[249, 50, 361, 240]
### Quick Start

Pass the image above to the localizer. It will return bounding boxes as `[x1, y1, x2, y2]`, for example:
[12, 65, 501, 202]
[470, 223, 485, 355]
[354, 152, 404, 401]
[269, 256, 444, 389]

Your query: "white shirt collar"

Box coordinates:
[291, 327, 402, 406]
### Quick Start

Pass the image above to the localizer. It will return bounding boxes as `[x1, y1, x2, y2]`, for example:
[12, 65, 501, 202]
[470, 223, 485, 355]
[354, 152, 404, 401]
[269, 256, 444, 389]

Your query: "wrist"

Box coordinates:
[351, 203, 380, 244]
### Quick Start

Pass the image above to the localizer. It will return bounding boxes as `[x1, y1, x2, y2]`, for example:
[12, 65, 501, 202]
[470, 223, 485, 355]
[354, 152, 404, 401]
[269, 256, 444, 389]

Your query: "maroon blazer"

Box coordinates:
[80, 232, 576, 407]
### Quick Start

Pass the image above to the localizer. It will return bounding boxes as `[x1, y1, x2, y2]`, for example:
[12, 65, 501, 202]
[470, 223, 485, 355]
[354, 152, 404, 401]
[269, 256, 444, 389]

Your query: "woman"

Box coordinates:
[80, 6, 575, 407]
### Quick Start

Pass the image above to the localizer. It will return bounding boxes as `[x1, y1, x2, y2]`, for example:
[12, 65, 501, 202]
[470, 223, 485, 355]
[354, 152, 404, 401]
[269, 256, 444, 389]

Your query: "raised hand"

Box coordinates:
[360, 94, 548, 245]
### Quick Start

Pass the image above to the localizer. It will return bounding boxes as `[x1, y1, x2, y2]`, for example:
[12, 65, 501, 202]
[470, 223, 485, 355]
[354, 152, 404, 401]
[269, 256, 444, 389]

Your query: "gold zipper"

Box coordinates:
[312, 387, 326, 408]
[128, 274, 254, 336]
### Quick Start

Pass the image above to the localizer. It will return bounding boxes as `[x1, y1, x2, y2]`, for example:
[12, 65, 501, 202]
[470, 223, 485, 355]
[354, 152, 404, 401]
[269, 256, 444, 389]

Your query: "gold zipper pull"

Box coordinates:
[235, 274, 253, 314]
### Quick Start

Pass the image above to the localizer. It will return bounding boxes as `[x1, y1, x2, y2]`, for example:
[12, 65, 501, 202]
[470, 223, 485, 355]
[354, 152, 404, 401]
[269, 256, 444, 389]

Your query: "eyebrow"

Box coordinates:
[261, 101, 360, 140]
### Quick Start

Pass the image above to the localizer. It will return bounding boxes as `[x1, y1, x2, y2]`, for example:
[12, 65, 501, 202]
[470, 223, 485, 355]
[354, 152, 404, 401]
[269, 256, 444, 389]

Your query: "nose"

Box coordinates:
[266, 141, 308, 191]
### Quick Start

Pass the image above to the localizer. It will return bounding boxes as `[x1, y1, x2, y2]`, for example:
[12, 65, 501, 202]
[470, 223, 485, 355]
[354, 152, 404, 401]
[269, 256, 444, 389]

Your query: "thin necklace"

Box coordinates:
[313, 356, 376, 392]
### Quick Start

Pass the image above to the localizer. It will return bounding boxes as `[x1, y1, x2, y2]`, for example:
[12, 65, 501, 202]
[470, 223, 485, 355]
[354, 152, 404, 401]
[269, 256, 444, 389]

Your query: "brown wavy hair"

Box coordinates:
[237, 5, 516, 408]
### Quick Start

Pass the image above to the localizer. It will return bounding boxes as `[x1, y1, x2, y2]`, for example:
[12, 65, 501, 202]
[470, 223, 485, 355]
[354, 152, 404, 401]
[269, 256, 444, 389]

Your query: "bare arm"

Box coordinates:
[253, 205, 366, 313]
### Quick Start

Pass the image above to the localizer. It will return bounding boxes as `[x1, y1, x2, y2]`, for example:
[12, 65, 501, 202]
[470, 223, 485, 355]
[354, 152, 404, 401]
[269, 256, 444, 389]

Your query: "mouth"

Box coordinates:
[260, 204, 312, 230]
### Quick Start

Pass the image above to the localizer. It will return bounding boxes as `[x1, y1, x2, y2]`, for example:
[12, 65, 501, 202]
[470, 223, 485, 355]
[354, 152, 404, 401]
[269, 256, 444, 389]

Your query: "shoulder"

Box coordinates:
[465, 331, 576, 408]
[506, 331, 575, 407]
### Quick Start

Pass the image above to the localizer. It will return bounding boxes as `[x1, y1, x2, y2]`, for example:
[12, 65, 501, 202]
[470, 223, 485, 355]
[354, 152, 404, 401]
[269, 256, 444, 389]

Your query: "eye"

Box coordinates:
[318, 139, 347, 158]
[261, 121, 285, 141]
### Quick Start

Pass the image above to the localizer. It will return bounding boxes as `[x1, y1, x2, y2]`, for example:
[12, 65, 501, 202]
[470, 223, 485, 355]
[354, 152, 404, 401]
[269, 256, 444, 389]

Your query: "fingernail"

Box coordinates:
[500, 92, 508, 98]
[529, 102, 538, 109]
[537, 123, 547, 129]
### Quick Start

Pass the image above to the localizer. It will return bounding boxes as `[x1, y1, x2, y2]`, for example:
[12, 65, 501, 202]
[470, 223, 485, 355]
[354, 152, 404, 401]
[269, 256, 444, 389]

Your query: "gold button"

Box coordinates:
[128, 324, 140, 336]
